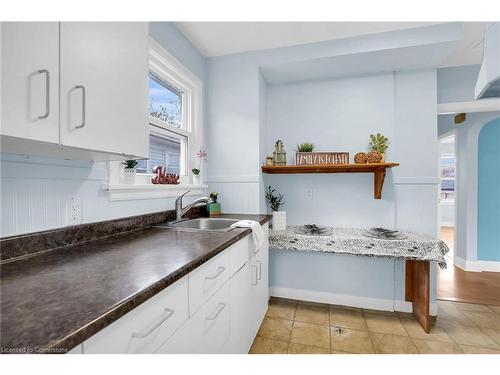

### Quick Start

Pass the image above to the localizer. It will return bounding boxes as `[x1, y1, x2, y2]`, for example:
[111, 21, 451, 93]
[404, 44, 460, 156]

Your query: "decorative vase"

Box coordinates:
[123, 168, 136, 184]
[272, 211, 286, 230]
[380, 153, 385, 163]
[208, 202, 221, 217]
[192, 174, 200, 185]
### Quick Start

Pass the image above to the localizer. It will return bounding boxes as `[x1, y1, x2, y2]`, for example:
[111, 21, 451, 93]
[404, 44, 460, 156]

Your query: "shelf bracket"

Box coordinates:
[373, 168, 386, 199]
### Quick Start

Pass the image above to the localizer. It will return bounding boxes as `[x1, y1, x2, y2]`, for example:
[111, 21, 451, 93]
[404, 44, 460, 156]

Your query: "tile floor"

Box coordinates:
[249, 297, 500, 354]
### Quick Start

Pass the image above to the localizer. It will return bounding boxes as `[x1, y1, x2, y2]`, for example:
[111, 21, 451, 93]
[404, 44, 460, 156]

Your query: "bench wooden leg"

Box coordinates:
[405, 260, 430, 333]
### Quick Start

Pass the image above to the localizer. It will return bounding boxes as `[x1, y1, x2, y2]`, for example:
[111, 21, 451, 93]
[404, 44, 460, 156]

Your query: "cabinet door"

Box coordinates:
[59, 22, 149, 158]
[1, 22, 59, 143]
[221, 262, 254, 354]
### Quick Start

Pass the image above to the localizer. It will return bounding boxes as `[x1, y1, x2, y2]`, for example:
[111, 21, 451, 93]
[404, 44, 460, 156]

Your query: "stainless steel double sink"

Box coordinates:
[154, 217, 240, 232]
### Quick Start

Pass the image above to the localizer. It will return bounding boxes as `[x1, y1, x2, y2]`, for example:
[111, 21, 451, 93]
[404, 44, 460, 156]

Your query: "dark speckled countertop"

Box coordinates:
[0, 214, 271, 353]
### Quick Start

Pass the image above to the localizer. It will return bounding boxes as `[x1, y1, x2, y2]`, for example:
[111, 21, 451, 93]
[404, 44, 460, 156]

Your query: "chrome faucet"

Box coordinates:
[175, 190, 210, 221]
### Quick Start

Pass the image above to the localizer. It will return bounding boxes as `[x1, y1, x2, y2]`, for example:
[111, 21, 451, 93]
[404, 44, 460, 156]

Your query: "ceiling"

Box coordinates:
[176, 22, 486, 67]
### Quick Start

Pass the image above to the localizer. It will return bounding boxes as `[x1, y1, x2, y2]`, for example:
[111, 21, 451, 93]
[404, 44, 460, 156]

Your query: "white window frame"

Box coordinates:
[105, 38, 205, 201]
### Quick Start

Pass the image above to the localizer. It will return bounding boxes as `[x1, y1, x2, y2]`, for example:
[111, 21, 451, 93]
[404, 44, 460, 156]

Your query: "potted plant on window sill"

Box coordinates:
[265, 186, 286, 230]
[122, 160, 138, 184]
[192, 148, 207, 185]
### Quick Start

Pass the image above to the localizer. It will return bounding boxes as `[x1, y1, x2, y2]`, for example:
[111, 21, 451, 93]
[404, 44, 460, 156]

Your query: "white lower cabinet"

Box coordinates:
[81, 222, 269, 354]
[157, 282, 230, 354]
[84, 276, 189, 354]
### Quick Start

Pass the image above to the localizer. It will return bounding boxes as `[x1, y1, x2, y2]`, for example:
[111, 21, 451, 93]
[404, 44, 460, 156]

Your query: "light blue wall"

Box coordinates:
[478, 118, 500, 261]
[149, 22, 206, 80]
[437, 65, 481, 104]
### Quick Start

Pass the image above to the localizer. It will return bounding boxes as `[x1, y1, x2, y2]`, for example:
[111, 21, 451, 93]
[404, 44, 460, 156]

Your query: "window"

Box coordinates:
[107, 38, 203, 200]
[440, 154, 455, 202]
[137, 73, 188, 174]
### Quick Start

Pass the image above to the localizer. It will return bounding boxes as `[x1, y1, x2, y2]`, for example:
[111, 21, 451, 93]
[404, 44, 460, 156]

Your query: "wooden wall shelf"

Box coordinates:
[261, 163, 399, 199]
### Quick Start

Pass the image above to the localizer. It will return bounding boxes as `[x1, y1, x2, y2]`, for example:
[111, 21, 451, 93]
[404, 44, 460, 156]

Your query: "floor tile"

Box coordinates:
[488, 305, 500, 315]
[449, 301, 493, 313]
[330, 308, 367, 330]
[287, 343, 330, 354]
[257, 317, 293, 341]
[370, 333, 418, 354]
[440, 323, 500, 349]
[400, 318, 453, 342]
[290, 321, 331, 349]
[362, 308, 396, 316]
[295, 302, 329, 326]
[330, 304, 362, 313]
[481, 328, 500, 346]
[412, 338, 462, 354]
[266, 299, 297, 320]
[462, 311, 500, 330]
[331, 349, 353, 354]
[330, 327, 375, 353]
[459, 345, 500, 354]
[364, 314, 407, 336]
[249, 337, 289, 354]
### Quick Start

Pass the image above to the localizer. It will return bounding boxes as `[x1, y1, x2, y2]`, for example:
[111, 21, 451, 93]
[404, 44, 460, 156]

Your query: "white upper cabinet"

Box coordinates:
[1, 22, 149, 160]
[59, 23, 149, 158]
[1, 22, 59, 143]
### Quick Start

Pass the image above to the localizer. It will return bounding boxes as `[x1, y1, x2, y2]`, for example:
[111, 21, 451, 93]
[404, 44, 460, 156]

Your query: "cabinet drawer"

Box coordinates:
[84, 276, 188, 353]
[229, 235, 250, 277]
[188, 249, 230, 315]
[158, 281, 230, 354]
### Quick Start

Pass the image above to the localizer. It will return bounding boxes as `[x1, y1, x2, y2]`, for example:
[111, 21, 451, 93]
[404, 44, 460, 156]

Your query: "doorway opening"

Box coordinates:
[438, 133, 456, 261]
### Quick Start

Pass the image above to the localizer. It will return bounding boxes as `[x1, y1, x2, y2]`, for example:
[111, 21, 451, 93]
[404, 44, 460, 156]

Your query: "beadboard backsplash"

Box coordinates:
[0, 154, 201, 237]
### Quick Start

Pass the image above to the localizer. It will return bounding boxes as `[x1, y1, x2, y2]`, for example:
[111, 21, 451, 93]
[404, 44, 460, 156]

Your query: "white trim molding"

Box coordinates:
[438, 98, 500, 115]
[206, 175, 260, 183]
[454, 256, 500, 272]
[269, 286, 437, 316]
[393, 177, 440, 185]
[103, 184, 207, 201]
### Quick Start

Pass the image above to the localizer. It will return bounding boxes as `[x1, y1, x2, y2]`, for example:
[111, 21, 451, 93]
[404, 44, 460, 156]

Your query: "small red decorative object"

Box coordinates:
[151, 165, 180, 185]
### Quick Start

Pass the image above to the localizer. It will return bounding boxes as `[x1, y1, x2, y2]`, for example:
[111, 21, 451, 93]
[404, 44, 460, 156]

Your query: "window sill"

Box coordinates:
[103, 183, 208, 201]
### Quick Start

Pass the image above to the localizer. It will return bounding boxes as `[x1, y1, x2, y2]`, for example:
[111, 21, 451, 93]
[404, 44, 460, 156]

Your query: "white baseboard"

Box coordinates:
[269, 287, 437, 316]
[454, 256, 500, 272]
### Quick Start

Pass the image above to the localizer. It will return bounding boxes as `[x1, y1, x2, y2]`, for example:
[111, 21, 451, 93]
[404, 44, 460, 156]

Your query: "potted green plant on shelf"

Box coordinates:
[121, 160, 138, 184]
[208, 192, 221, 217]
[297, 142, 314, 152]
[265, 186, 286, 230]
[369, 133, 389, 162]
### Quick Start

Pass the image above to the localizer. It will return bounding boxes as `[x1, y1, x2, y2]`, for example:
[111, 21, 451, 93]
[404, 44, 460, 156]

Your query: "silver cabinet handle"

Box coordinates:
[74, 85, 86, 129]
[256, 260, 262, 280]
[251, 265, 258, 285]
[205, 303, 226, 321]
[131, 308, 174, 339]
[254, 247, 260, 255]
[37, 69, 50, 119]
[205, 266, 225, 280]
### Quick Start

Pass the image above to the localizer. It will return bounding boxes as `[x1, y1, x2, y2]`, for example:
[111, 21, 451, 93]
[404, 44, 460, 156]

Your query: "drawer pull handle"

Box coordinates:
[256, 260, 262, 280]
[205, 303, 226, 321]
[131, 308, 175, 339]
[252, 265, 258, 285]
[37, 69, 50, 119]
[205, 266, 226, 280]
[74, 85, 86, 129]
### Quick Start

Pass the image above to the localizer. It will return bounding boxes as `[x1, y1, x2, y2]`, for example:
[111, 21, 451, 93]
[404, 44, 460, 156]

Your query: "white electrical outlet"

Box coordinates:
[68, 198, 82, 225]
[306, 188, 314, 200]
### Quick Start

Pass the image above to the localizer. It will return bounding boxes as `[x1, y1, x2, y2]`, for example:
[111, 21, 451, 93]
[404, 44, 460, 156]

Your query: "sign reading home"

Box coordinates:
[296, 152, 349, 165]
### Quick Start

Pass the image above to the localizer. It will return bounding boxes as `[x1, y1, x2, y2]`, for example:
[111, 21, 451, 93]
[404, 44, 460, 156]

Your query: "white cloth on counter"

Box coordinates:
[230, 220, 264, 251]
